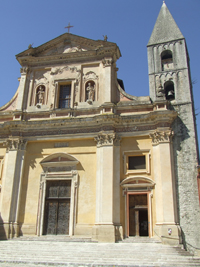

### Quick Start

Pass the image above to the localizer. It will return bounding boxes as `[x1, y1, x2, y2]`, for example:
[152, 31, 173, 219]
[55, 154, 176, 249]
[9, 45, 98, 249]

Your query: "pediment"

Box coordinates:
[121, 176, 155, 188]
[16, 33, 121, 65]
[40, 153, 79, 168]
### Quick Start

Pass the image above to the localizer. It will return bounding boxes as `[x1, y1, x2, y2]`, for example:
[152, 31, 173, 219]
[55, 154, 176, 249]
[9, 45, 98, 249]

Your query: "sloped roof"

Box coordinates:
[148, 2, 184, 46]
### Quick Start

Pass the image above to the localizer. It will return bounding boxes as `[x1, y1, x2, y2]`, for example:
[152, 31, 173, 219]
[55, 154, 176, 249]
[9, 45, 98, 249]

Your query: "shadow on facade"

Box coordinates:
[0, 214, 7, 240]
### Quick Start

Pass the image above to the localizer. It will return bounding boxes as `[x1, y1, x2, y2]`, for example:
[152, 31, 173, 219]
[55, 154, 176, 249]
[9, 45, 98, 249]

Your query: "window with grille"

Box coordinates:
[59, 84, 71, 108]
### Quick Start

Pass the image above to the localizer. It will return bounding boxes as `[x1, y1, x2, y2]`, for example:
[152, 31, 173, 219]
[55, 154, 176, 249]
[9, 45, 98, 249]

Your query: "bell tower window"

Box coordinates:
[59, 84, 71, 109]
[164, 81, 175, 101]
[161, 50, 173, 71]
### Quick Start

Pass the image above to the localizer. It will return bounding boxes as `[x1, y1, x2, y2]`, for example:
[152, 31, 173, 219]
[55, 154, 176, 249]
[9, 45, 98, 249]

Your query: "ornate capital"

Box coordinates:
[94, 132, 120, 147]
[102, 58, 113, 68]
[20, 67, 29, 75]
[3, 137, 27, 152]
[149, 130, 173, 145]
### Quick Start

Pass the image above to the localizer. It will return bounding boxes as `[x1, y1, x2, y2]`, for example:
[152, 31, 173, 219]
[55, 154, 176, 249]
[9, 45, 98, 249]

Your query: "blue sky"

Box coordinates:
[0, 0, 200, 142]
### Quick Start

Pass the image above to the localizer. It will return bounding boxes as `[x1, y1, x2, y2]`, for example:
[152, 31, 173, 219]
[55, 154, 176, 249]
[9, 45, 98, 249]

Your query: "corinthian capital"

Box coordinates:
[20, 67, 29, 75]
[149, 129, 173, 145]
[102, 58, 113, 68]
[3, 137, 27, 152]
[94, 132, 120, 147]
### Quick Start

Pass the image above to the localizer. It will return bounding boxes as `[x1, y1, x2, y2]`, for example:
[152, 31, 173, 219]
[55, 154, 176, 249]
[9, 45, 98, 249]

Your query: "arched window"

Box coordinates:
[164, 81, 175, 101]
[161, 50, 173, 71]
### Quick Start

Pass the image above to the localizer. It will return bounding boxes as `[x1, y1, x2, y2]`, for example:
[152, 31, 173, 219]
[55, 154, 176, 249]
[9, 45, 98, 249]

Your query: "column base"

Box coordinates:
[0, 222, 20, 240]
[154, 224, 182, 246]
[92, 224, 122, 243]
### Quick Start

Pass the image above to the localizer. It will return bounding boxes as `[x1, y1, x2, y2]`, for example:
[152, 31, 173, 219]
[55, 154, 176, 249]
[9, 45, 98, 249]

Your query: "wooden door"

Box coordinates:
[43, 180, 71, 235]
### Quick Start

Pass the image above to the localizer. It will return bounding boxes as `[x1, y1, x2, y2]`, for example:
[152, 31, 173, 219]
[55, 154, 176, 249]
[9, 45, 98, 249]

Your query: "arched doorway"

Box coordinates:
[121, 177, 155, 238]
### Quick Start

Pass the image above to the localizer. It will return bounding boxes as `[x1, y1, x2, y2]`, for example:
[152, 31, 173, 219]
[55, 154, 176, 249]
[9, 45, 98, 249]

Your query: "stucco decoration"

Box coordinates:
[94, 132, 120, 147]
[149, 129, 173, 145]
[40, 153, 79, 172]
[63, 46, 87, 53]
[121, 176, 155, 188]
[3, 137, 27, 152]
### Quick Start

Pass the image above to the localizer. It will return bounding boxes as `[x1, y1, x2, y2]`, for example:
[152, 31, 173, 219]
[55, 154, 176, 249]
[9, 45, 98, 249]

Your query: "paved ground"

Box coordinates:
[0, 238, 200, 266]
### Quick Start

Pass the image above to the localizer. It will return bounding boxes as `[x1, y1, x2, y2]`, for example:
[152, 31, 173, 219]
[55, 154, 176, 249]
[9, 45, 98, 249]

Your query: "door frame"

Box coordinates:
[126, 191, 152, 238]
[37, 172, 78, 236]
[43, 180, 71, 235]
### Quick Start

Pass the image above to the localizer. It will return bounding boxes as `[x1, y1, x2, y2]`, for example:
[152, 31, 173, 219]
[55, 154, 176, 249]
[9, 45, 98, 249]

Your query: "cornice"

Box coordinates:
[0, 109, 177, 140]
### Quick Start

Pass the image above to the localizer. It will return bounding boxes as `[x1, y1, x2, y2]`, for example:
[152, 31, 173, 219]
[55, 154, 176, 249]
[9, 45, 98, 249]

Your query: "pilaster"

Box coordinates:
[102, 58, 112, 103]
[16, 67, 29, 111]
[92, 132, 122, 242]
[0, 137, 27, 239]
[150, 129, 181, 245]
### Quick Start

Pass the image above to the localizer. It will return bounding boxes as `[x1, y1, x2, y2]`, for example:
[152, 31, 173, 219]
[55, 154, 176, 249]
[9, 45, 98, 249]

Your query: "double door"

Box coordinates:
[43, 180, 71, 235]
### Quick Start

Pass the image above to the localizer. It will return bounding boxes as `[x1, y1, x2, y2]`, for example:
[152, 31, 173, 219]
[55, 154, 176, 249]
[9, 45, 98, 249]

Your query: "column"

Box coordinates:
[150, 129, 181, 245]
[0, 137, 26, 239]
[92, 132, 121, 242]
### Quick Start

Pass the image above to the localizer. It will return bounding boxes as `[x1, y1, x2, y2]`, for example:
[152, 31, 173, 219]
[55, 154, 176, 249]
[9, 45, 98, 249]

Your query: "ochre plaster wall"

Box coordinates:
[119, 136, 156, 236]
[19, 138, 96, 235]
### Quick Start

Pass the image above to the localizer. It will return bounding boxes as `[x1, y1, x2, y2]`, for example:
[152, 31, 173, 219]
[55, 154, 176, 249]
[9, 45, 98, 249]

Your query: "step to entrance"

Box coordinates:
[0, 240, 200, 266]
[119, 236, 161, 243]
[13, 235, 97, 242]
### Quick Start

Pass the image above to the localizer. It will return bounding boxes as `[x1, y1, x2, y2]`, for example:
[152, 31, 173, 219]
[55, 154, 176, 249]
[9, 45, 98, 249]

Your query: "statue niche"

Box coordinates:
[85, 81, 95, 103]
[35, 85, 46, 107]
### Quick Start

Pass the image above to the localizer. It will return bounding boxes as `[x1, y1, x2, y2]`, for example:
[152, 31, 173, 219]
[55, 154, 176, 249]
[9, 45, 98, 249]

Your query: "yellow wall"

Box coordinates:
[19, 138, 96, 232]
[119, 136, 156, 235]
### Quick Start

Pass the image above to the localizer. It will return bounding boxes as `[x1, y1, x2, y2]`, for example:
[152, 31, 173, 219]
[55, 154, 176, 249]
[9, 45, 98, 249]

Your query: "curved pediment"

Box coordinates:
[120, 176, 155, 188]
[40, 153, 79, 168]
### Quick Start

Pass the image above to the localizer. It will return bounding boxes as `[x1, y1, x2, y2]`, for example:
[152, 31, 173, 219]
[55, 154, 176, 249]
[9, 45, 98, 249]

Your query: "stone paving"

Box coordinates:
[0, 238, 200, 266]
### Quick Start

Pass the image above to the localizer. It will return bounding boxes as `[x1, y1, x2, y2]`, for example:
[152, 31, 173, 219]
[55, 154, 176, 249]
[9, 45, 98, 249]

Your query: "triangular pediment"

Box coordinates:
[16, 33, 121, 65]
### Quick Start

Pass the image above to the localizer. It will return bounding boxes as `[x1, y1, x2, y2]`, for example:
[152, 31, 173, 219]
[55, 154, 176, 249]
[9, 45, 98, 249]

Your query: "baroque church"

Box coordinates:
[0, 2, 200, 253]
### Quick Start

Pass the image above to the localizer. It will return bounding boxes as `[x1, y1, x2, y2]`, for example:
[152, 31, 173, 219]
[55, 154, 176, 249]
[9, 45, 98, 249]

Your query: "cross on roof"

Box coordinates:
[65, 23, 74, 33]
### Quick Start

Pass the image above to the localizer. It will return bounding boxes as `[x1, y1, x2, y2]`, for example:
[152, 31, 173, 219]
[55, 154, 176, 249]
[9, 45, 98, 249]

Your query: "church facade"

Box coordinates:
[0, 3, 200, 253]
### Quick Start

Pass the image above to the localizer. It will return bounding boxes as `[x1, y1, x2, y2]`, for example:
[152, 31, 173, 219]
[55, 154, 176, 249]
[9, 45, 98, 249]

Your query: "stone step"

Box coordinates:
[14, 235, 97, 242]
[0, 240, 199, 266]
[118, 236, 161, 243]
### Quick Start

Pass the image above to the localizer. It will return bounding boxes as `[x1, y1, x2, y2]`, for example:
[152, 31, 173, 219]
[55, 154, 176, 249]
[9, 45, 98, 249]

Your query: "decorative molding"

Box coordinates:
[94, 132, 120, 147]
[102, 58, 113, 67]
[3, 137, 27, 152]
[20, 67, 29, 75]
[149, 129, 173, 145]
[50, 66, 69, 75]
[83, 71, 98, 81]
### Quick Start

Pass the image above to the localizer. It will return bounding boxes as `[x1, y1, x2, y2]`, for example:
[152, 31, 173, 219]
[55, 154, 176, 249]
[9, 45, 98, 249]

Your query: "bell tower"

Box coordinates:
[147, 2, 200, 253]
[147, 1, 190, 103]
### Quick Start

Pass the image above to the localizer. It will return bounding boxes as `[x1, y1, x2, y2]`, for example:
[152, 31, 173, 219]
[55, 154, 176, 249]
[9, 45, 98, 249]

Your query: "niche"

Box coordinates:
[161, 50, 173, 71]
[85, 80, 95, 102]
[164, 81, 175, 101]
[35, 85, 46, 106]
